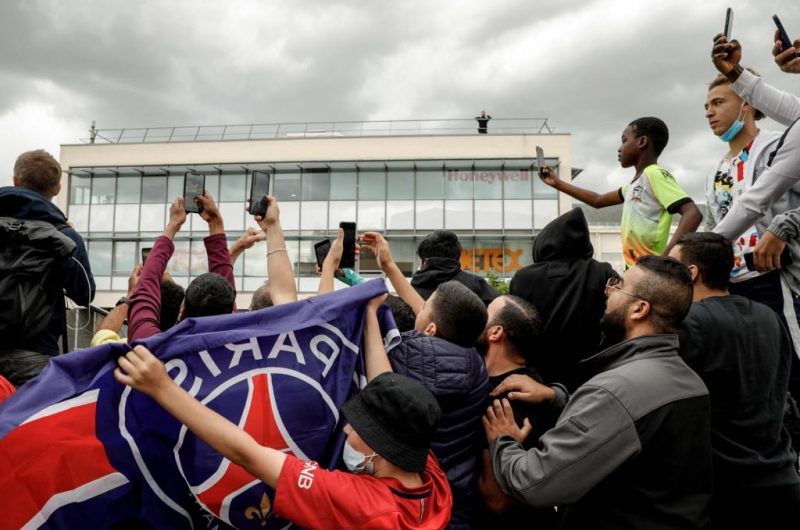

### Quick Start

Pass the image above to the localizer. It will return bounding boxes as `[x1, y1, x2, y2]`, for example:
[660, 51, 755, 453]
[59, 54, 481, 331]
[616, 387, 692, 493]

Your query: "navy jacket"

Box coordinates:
[0, 187, 95, 355]
[389, 330, 489, 530]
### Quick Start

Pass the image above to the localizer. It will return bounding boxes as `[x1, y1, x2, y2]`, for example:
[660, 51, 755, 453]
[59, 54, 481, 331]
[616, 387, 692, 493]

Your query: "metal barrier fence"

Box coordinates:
[83, 118, 553, 144]
[65, 306, 126, 352]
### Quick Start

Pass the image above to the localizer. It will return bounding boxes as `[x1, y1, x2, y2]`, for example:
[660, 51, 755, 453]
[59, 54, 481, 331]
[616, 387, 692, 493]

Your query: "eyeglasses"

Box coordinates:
[605, 277, 648, 302]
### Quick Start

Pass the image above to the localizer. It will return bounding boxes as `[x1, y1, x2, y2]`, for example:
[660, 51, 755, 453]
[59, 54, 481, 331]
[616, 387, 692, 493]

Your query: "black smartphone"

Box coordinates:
[248, 170, 271, 217]
[339, 222, 356, 269]
[744, 249, 793, 271]
[183, 172, 205, 214]
[536, 146, 545, 174]
[314, 239, 332, 268]
[141, 247, 152, 264]
[773, 15, 799, 59]
[724, 8, 734, 39]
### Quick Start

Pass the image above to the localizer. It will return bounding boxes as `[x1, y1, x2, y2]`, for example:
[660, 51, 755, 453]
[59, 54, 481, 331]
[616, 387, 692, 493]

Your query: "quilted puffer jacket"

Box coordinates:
[389, 330, 490, 530]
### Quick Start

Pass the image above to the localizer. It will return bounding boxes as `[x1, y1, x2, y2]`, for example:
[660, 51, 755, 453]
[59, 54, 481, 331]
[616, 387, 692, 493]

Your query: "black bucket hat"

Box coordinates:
[342, 372, 441, 473]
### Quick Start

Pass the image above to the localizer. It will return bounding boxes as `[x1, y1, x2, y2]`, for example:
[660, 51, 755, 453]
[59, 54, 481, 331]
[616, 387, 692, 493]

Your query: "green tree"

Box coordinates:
[485, 270, 510, 295]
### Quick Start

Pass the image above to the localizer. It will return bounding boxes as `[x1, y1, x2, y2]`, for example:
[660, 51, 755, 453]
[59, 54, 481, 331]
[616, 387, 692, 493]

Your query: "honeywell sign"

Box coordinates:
[447, 168, 530, 184]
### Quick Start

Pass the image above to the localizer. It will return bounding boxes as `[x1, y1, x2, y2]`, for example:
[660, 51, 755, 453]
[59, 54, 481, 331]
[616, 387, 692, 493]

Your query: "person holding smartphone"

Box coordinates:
[710, 28, 800, 417]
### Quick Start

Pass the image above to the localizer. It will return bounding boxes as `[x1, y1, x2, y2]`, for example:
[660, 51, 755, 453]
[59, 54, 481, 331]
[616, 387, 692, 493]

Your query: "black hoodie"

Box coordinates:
[411, 257, 499, 305]
[0, 186, 95, 356]
[510, 208, 618, 390]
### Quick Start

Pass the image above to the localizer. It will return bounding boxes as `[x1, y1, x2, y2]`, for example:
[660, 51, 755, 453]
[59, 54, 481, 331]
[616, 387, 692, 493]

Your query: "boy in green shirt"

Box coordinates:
[540, 117, 702, 268]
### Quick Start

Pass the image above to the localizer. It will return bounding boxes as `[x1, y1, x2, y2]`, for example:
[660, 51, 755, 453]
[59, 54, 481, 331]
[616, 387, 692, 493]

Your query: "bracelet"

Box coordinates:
[267, 248, 288, 256]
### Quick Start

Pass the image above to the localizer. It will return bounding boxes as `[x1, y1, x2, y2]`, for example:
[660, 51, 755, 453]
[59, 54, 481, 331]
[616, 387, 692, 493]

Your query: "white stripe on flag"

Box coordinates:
[21, 472, 129, 530]
[22, 390, 100, 424]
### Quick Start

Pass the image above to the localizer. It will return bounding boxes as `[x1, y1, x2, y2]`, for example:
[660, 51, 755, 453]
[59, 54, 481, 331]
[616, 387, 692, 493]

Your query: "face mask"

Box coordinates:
[720, 103, 746, 142]
[342, 440, 377, 475]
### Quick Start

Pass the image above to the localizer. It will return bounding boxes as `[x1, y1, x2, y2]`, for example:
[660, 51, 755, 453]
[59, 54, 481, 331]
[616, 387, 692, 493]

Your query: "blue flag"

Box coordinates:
[0, 279, 398, 530]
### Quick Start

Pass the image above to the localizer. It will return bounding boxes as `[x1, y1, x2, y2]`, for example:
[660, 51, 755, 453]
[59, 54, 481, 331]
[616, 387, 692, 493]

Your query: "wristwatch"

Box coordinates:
[116, 296, 129, 307]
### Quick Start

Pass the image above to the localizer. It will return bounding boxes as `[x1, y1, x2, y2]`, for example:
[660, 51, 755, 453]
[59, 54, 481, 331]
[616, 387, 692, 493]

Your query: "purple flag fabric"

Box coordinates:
[0, 279, 398, 530]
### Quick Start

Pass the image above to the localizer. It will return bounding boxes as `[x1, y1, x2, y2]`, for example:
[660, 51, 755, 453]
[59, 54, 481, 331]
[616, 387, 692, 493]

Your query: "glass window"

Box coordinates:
[274, 165, 301, 201]
[534, 200, 559, 229]
[301, 201, 329, 230]
[416, 200, 443, 230]
[89, 205, 114, 232]
[504, 200, 533, 230]
[68, 205, 89, 232]
[116, 173, 141, 204]
[114, 204, 140, 232]
[141, 174, 167, 203]
[502, 239, 534, 277]
[462, 238, 502, 276]
[386, 201, 414, 230]
[190, 240, 209, 276]
[390, 239, 415, 276]
[91, 177, 115, 204]
[330, 164, 357, 200]
[503, 161, 533, 199]
[329, 201, 356, 229]
[445, 162, 473, 199]
[113, 241, 136, 276]
[169, 241, 190, 277]
[69, 171, 92, 205]
[415, 162, 444, 199]
[167, 172, 184, 202]
[298, 240, 316, 276]
[474, 200, 502, 229]
[279, 202, 300, 231]
[473, 161, 503, 200]
[386, 163, 414, 200]
[445, 200, 473, 230]
[219, 202, 245, 232]
[140, 204, 165, 232]
[358, 201, 385, 230]
[220, 166, 247, 202]
[88, 240, 112, 276]
[357, 163, 385, 200]
[302, 167, 330, 201]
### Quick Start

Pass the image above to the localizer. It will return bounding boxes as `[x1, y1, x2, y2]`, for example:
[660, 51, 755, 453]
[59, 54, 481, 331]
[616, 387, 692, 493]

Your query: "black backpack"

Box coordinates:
[0, 217, 76, 346]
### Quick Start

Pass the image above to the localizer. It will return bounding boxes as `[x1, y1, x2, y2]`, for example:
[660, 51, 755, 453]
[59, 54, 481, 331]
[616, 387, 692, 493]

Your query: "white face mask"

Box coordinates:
[342, 440, 377, 475]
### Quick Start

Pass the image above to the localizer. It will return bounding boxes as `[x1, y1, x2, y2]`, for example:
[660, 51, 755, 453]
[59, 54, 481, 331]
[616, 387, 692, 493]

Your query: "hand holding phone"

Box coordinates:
[248, 171, 271, 217]
[183, 172, 205, 214]
[724, 8, 733, 39]
[141, 247, 152, 264]
[339, 222, 356, 269]
[536, 146, 545, 175]
[773, 15, 800, 70]
[314, 239, 332, 269]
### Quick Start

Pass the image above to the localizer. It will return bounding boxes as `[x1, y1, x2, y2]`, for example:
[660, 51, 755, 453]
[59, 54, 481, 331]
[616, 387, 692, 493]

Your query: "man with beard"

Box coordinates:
[475, 295, 566, 528]
[486, 256, 712, 529]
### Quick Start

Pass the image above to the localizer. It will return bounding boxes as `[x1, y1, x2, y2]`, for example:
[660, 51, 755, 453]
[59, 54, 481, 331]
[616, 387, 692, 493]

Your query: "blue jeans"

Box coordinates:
[0, 349, 52, 388]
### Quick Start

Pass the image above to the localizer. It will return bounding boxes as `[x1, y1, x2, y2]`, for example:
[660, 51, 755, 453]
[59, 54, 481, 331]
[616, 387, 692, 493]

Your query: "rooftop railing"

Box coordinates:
[82, 118, 554, 144]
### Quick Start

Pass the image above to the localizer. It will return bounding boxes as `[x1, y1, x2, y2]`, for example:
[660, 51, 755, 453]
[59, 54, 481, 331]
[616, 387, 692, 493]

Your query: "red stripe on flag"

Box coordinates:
[0, 401, 116, 530]
[198, 374, 288, 516]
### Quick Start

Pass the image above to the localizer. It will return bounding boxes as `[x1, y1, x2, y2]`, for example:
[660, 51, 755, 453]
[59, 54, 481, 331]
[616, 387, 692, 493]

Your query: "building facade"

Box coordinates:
[57, 121, 574, 307]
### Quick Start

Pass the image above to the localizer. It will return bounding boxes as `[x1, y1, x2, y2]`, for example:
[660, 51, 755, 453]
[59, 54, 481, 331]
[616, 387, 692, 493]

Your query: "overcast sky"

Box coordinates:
[1, 0, 798, 202]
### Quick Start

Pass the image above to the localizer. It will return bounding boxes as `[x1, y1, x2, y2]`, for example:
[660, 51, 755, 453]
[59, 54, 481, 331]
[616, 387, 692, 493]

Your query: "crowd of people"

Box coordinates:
[3, 28, 800, 529]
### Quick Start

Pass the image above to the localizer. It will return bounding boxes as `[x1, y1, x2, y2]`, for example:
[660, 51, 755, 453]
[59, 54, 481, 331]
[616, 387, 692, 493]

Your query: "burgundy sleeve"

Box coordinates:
[204, 233, 237, 306]
[128, 236, 174, 341]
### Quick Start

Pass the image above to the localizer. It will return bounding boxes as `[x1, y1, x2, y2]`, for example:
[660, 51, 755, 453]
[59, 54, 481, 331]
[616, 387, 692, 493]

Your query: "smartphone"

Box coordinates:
[724, 8, 734, 39]
[536, 146, 545, 174]
[314, 239, 332, 268]
[141, 247, 152, 264]
[248, 170, 271, 217]
[773, 15, 799, 59]
[744, 249, 793, 271]
[339, 222, 356, 269]
[183, 172, 205, 214]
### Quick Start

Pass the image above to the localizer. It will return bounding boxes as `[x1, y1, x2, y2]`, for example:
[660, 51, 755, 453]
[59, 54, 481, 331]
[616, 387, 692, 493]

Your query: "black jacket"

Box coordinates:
[411, 257, 499, 305]
[510, 208, 617, 390]
[0, 187, 95, 355]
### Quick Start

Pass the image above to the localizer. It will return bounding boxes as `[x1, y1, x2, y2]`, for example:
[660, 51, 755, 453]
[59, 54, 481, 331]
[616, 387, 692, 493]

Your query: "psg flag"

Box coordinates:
[0, 279, 399, 529]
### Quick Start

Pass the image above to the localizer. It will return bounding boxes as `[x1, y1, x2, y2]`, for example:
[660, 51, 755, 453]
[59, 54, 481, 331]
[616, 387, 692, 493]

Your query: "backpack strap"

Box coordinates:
[767, 116, 800, 167]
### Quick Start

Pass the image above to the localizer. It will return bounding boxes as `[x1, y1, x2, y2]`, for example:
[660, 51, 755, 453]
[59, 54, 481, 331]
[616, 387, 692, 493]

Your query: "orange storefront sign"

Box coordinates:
[461, 248, 524, 273]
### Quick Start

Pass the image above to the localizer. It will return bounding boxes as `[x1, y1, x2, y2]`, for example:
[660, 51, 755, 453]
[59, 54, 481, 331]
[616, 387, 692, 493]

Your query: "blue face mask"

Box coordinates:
[342, 440, 377, 475]
[720, 103, 746, 142]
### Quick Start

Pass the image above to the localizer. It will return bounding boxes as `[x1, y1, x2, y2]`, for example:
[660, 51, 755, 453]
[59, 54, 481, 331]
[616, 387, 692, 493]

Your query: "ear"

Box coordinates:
[687, 264, 700, 283]
[636, 135, 649, 150]
[423, 321, 437, 337]
[12, 175, 21, 187]
[628, 299, 651, 323]
[488, 325, 504, 343]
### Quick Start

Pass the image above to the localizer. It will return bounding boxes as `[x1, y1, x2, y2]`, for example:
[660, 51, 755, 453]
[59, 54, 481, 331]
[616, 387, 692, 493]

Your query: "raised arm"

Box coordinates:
[318, 229, 344, 295]
[196, 192, 236, 295]
[363, 295, 393, 382]
[115, 346, 286, 488]
[96, 264, 141, 334]
[539, 165, 623, 208]
[254, 196, 297, 306]
[360, 232, 424, 315]
[229, 227, 265, 265]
